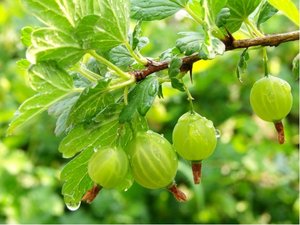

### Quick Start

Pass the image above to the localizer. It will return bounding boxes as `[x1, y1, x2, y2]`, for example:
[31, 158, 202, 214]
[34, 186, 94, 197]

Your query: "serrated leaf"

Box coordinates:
[176, 32, 204, 55]
[119, 75, 159, 122]
[257, 2, 278, 28]
[268, 0, 299, 26]
[59, 116, 120, 158]
[130, 0, 188, 21]
[16, 59, 31, 71]
[21, 26, 34, 47]
[75, 0, 130, 53]
[60, 147, 94, 205]
[226, 0, 261, 33]
[171, 78, 185, 92]
[186, 0, 204, 21]
[236, 48, 249, 82]
[168, 57, 182, 78]
[109, 45, 134, 68]
[27, 28, 84, 67]
[22, 0, 76, 31]
[7, 63, 74, 135]
[67, 80, 113, 125]
[48, 94, 80, 136]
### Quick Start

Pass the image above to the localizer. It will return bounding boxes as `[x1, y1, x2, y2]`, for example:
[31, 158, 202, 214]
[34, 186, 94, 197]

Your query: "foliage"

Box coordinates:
[0, 0, 299, 223]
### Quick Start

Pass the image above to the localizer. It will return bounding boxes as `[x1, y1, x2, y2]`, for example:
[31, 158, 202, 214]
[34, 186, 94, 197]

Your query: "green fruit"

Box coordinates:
[126, 131, 178, 189]
[250, 75, 293, 122]
[88, 147, 129, 189]
[172, 112, 217, 161]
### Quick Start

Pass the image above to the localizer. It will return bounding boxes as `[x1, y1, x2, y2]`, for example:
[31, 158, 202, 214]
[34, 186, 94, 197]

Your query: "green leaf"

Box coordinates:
[109, 45, 134, 68]
[48, 94, 80, 136]
[67, 80, 113, 126]
[60, 147, 94, 205]
[119, 75, 159, 122]
[257, 2, 278, 28]
[131, 21, 149, 50]
[268, 0, 299, 26]
[130, 0, 188, 21]
[215, 8, 231, 27]
[168, 57, 182, 78]
[236, 48, 249, 82]
[171, 78, 185, 92]
[226, 0, 261, 33]
[75, 0, 130, 52]
[176, 32, 204, 55]
[7, 63, 74, 135]
[22, 0, 76, 31]
[27, 28, 84, 67]
[207, 0, 228, 21]
[21, 26, 34, 47]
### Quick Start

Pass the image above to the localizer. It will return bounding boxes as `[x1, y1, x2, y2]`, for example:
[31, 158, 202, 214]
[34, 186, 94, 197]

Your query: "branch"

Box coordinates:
[132, 31, 299, 81]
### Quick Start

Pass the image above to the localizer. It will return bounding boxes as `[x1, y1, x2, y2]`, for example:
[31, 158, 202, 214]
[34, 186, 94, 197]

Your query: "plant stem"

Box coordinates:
[124, 86, 129, 105]
[263, 47, 269, 76]
[124, 42, 148, 65]
[88, 50, 133, 80]
[107, 77, 135, 92]
[244, 18, 264, 37]
[183, 82, 195, 113]
[73, 64, 100, 82]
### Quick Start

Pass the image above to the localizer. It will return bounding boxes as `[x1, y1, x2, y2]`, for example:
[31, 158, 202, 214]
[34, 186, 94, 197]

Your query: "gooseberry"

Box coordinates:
[172, 112, 217, 184]
[250, 75, 293, 144]
[126, 130, 186, 201]
[88, 147, 129, 189]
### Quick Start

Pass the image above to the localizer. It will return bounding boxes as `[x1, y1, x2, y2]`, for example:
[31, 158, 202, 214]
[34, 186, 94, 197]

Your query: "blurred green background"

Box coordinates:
[0, 0, 299, 223]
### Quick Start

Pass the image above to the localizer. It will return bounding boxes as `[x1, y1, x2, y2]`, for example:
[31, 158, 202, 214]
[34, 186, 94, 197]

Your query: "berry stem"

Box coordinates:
[274, 121, 285, 144]
[167, 183, 187, 202]
[192, 161, 202, 184]
[82, 185, 102, 203]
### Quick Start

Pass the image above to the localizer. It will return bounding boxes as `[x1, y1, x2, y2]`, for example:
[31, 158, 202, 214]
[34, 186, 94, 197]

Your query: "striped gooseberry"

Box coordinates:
[172, 112, 217, 184]
[250, 75, 293, 144]
[88, 147, 129, 189]
[126, 130, 186, 201]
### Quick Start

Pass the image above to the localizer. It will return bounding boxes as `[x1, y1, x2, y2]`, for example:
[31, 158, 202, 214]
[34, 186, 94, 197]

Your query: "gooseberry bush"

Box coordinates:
[7, 0, 299, 210]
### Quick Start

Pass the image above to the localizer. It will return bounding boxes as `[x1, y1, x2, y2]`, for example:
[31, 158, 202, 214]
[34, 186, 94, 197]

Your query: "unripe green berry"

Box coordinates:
[88, 147, 129, 189]
[250, 75, 293, 122]
[172, 112, 217, 161]
[126, 131, 178, 189]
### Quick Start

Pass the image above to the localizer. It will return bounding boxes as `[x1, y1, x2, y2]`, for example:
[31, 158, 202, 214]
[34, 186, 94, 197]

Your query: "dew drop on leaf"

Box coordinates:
[66, 201, 81, 211]
[215, 129, 221, 139]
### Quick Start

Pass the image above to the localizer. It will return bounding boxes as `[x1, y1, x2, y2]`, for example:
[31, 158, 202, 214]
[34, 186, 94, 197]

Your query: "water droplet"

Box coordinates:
[215, 129, 221, 139]
[93, 147, 98, 152]
[124, 188, 128, 192]
[66, 201, 81, 211]
[205, 120, 214, 128]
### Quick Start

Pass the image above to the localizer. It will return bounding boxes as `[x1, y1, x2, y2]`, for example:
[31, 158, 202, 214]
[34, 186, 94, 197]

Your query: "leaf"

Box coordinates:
[7, 63, 74, 135]
[171, 78, 185, 92]
[27, 28, 84, 67]
[21, 26, 34, 47]
[109, 45, 135, 68]
[168, 57, 182, 78]
[131, 21, 149, 50]
[215, 8, 231, 28]
[176, 32, 204, 55]
[60, 147, 94, 205]
[48, 94, 80, 136]
[236, 48, 249, 82]
[198, 33, 225, 59]
[207, 0, 228, 21]
[75, 0, 130, 53]
[257, 2, 278, 28]
[130, 0, 188, 21]
[119, 75, 159, 123]
[22, 0, 76, 31]
[226, 0, 261, 33]
[268, 0, 299, 26]
[67, 80, 113, 126]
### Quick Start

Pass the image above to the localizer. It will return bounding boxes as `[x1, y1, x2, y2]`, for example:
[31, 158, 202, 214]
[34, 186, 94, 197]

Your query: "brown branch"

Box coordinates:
[132, 30, 299, 81]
